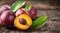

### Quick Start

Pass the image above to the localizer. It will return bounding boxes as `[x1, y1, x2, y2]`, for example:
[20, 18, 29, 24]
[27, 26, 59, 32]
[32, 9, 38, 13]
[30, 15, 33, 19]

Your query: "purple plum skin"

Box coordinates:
[0, 5, 10, 15]
[0, 10, 15, 28]
[28, 6, 37, 19]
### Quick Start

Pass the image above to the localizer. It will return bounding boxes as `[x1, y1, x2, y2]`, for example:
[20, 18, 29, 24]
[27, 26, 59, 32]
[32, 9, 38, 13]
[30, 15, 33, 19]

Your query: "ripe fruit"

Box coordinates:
[0, 10, 15, 28]
[15, 8, 28, 17]
[15, 7, 37, 19]
[0, 5, 10, 15]
[27, 6, 37, 19]
[14, 14, 32, 30]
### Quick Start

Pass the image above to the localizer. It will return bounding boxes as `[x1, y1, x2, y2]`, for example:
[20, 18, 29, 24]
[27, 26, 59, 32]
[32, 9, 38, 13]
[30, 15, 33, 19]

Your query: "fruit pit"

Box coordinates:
[19, 18, 26, 25]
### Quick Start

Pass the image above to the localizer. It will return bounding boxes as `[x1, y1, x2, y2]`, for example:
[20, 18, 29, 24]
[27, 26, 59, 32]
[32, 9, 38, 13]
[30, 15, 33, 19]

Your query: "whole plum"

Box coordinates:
[27, 6, 37, 19]
[15, 8, 28, 17]
[0, 10, 15, 28]
[0, 5, 10, 15]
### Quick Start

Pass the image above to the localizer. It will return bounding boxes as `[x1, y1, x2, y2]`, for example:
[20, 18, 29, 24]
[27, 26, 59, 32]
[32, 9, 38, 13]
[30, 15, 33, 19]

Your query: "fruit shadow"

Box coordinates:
[21, 23, 47, 32]
[6, 23, 47, 32]
[7, 17, 47, 32]
[6, 17, 38, 31]
[6, 27, 17, 31]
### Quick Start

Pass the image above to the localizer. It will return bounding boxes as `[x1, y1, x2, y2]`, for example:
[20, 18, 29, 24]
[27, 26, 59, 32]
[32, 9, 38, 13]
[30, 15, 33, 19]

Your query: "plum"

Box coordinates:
[0, 10, 15, 28]
[27, 6, 37, 19]
[15, 8, 28, 17]
[0, 5, 10, 15]
[15, 6, 37, 19]
[14, 14, 32, 30]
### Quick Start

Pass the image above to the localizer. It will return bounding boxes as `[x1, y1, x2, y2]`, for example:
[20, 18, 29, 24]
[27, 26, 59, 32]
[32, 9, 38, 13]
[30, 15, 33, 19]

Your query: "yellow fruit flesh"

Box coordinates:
[14, 14, 32, 30]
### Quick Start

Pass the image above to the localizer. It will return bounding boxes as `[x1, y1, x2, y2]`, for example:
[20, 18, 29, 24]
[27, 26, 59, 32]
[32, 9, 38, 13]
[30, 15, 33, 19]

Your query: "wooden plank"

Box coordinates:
[0, 0, 60, 33]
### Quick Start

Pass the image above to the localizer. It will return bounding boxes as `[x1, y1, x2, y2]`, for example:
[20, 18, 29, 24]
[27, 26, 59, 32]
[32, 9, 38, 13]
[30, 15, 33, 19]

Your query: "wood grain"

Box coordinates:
[0, 0, 60, 33]
[0, 0, 60, 10]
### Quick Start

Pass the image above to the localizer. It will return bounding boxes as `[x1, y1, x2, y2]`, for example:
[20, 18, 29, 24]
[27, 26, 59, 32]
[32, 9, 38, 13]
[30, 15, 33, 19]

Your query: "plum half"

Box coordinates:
[14, 14, 32, 30]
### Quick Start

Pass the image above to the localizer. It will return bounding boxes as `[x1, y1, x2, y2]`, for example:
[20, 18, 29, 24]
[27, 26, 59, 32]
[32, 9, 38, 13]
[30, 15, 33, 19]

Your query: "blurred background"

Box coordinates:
[0, 0, 60, 10]
[0, 0, 60, 33]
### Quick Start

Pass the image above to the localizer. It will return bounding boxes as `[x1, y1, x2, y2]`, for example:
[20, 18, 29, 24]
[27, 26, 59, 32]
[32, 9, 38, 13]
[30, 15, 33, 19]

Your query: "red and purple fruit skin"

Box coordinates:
[28, 6, 37, 19]
[0, 5, 10, 15]
[16, 6, 37, 19]
[15, 8, 27, 17]
[0, 10, 15, 28]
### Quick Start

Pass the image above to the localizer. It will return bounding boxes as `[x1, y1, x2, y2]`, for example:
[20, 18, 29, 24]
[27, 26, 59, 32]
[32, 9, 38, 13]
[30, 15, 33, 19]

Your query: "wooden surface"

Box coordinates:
[0, 0, 60, 33]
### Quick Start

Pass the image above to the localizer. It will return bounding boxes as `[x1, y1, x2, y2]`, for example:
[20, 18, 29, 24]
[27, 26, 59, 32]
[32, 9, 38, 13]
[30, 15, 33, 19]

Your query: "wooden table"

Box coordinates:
[0, 0, 60, 33]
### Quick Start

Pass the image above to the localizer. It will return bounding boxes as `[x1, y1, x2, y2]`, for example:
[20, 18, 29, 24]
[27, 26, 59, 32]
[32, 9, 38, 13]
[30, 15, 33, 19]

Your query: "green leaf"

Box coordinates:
[25, 4, 32, 10]
[10, 1, 25, 12]
[31, 16, 48, 30]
